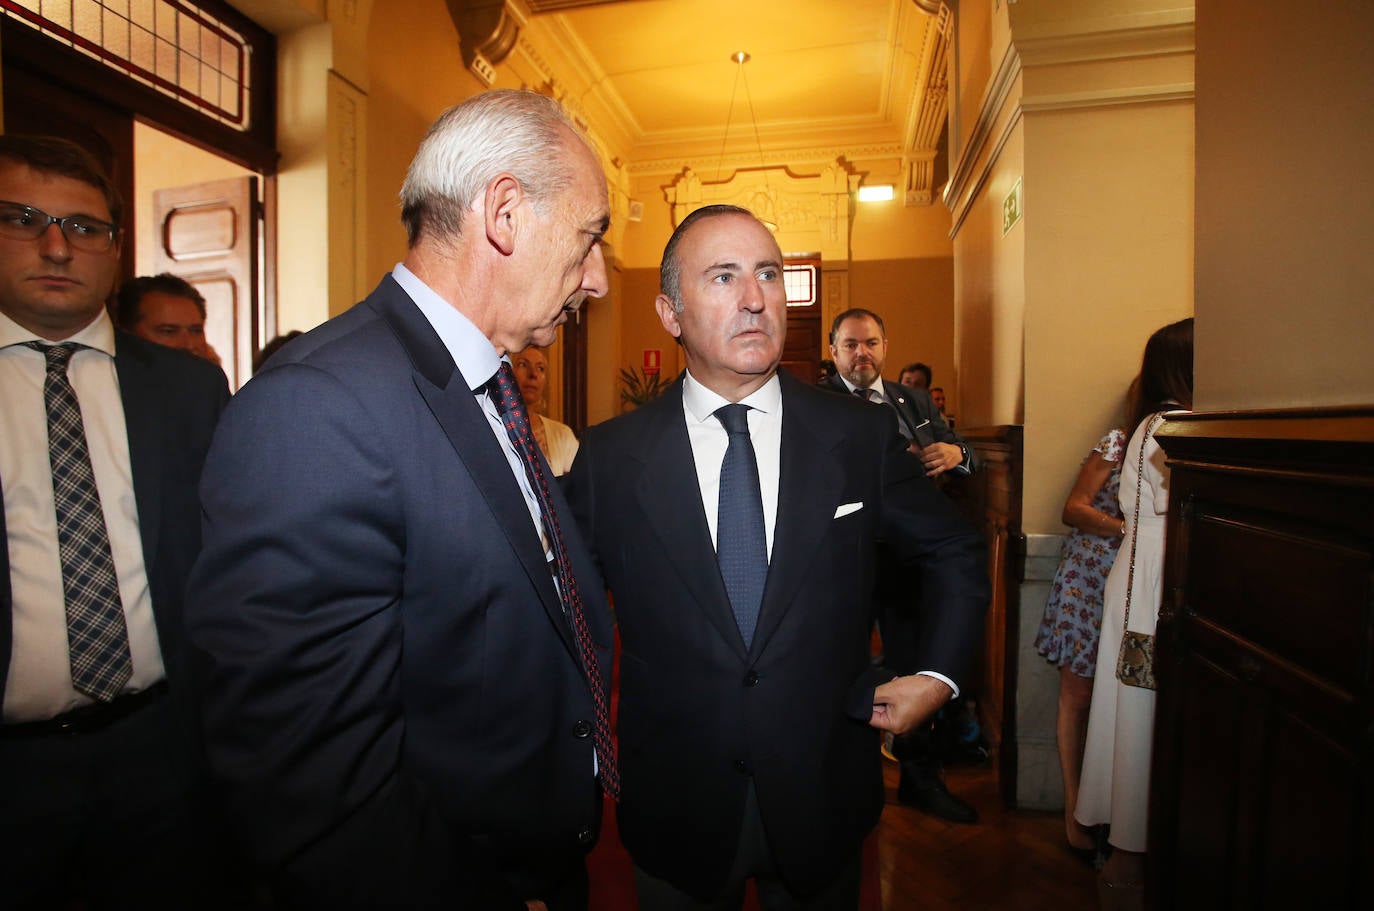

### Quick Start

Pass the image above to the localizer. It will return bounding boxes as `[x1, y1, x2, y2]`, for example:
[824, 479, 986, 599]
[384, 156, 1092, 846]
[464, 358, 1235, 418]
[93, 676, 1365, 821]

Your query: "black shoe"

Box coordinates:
[897, 775, 979, 824]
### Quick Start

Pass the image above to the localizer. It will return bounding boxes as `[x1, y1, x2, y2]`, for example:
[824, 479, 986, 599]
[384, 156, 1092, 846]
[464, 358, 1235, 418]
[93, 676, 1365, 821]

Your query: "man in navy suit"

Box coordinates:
[821, 308, 974, 478]
[0, 136, 229, 908]
[822, 307, 982, 823]
[565, 206, 988, 908]
[186, 90, 615, 910]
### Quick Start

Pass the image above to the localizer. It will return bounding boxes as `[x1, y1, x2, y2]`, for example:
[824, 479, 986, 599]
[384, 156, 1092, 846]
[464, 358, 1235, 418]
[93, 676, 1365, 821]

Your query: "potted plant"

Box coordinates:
[618, 365, 670, 410]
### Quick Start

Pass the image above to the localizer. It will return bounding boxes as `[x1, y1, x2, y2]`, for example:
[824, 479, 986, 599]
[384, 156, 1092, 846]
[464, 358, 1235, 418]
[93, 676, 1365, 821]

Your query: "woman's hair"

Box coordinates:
[1128, 317, 1194, 429]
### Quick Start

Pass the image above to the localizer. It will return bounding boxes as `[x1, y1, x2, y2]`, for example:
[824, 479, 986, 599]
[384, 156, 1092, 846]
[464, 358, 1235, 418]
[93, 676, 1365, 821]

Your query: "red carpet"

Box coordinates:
[586, 632, 882, 910]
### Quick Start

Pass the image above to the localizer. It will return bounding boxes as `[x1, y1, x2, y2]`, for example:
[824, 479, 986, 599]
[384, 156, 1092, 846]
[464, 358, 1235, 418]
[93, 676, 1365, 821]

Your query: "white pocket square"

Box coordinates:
[833, 502, 863, 519]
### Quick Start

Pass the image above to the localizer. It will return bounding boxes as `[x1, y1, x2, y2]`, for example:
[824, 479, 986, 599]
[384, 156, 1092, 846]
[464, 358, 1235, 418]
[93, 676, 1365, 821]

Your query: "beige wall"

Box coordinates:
[948, 70, 1026, 434]
[1023, 99, 1194, 532]
[364, 4, 485, 286]
[948, 0, 1196, 534]
[1194, 0, 1374, 410]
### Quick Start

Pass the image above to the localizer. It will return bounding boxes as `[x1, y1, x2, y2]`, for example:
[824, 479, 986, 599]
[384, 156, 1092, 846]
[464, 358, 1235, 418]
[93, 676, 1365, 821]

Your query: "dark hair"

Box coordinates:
[253, 330, 305, 373]
[0, 135, 123, 228]
[899, 362, 932, 387]
[1129, 317, 1194, 430]
[828, 308, 887, 345]
[115, 273, 206, 327]
[659, 204, 757, 310]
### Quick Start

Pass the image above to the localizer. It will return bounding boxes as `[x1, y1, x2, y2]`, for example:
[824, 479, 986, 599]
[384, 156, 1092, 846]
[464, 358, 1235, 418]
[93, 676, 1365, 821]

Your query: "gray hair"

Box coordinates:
[400, 90, 584, 247]
[659, 204, 757, 313]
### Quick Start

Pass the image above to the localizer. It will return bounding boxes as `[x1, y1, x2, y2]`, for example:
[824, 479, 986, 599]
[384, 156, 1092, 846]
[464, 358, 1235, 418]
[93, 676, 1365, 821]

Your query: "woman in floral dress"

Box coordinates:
[1035, 425, 1128, 857]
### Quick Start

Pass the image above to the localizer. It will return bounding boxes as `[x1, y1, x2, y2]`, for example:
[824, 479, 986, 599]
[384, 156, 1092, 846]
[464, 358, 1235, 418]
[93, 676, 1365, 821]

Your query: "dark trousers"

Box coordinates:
[0, 693, 220, 910]
[633, 783, 861, 911]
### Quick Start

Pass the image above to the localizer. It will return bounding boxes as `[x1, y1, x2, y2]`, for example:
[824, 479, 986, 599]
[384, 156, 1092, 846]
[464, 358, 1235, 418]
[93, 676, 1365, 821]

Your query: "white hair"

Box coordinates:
[399, 89, 584, 246]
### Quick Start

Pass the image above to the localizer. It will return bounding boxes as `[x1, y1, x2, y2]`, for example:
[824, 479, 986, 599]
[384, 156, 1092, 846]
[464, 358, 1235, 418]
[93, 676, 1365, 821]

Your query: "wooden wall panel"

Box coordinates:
[1149, 409, 1374, 909]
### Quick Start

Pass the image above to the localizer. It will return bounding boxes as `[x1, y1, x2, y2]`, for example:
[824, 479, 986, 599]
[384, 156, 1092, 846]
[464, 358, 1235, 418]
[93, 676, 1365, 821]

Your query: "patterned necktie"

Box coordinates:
[25, 342, 132, 702]
[855, 387, 875, 402]
[714, 404, 768, 650]
[489, 363, 620, 799]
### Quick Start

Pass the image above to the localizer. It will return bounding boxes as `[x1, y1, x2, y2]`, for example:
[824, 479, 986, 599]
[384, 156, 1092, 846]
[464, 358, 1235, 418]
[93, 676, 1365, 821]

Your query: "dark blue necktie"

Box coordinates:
[714, 404, 767, 649]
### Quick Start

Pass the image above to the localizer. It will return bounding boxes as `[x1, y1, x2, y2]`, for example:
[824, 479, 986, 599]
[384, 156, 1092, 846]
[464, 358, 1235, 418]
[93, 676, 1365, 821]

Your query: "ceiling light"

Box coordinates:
[858, 185, 895, 202]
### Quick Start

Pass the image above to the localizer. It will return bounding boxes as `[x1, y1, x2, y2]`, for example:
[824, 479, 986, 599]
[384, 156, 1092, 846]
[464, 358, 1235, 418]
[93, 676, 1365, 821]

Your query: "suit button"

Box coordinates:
[742, 671, 760, 687]
[572, 719, 592, 739]
[577, 826, 594, 846]
[733, 759, 752, 776]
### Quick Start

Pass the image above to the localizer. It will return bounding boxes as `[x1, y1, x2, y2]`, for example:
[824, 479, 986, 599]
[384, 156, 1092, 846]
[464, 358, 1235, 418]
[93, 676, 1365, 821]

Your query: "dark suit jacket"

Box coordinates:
[564, 370, 987, 899]
[185, 276, 612, 909]
[819, 374, 977, 474]
[0, 331, 229, 716]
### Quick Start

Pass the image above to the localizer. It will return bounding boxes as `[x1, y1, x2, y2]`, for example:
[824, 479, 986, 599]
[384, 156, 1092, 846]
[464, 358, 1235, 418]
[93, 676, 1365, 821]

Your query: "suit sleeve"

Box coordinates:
[185, 364, 521, 910]
[875, 422, 989, 686]
[895, 383, 979, 475]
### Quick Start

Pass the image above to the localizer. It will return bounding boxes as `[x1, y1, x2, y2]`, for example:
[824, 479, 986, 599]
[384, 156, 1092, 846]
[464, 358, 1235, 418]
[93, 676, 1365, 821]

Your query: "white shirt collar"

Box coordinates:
[835, 374, 883, 398]
[391, 262, 502, 391]
[681, 369, 782, 424]
[0, 308, 115, 356]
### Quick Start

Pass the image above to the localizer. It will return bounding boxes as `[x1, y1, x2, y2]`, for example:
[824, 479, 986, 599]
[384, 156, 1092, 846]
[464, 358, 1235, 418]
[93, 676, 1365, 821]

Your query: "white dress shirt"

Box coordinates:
[680, 370, 781, 559]
[0, 309, 165, 722]
[688, 369, 958, 695]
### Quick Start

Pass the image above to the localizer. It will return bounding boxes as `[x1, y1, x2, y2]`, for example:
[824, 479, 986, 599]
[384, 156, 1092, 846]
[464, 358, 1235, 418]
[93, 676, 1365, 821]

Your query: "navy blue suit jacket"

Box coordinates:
[564, 370, 987, 899]
[186, 276, 612, 909]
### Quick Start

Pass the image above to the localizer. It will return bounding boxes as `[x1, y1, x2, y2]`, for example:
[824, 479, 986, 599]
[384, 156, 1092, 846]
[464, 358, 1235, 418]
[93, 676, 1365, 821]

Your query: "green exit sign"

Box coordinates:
[1003, 178, 1022, 236]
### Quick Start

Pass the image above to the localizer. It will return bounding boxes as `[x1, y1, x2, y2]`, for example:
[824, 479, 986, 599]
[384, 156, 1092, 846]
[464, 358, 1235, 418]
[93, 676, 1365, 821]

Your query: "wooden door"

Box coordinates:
[780, 258, 821, 384]
[152, 177, 259, 390]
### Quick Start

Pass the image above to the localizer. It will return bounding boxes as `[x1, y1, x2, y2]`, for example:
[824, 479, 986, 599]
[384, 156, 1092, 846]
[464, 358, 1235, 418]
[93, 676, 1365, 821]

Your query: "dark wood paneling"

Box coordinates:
[943, 424, 1022, 806]
[1149, 408, 1374, 909]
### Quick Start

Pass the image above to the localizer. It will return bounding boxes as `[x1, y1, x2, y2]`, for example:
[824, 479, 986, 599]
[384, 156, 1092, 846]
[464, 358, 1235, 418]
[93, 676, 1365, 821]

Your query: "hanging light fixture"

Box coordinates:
[713, 51, 778, 230]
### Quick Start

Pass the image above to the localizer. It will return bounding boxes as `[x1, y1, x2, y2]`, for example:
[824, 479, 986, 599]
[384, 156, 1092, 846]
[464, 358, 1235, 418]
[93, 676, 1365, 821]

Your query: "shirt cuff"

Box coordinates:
[916, 670, 959, 699]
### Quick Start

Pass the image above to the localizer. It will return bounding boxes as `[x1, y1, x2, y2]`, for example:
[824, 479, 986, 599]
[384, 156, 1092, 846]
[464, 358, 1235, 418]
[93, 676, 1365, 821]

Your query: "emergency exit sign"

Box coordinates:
[1003, 178, 1023, 236]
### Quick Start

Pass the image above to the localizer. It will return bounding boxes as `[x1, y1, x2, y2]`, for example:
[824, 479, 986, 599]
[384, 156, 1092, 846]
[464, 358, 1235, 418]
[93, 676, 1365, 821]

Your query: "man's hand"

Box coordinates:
[526, 902, 548, 911]
[870, 674, 953, 735]
[918, 441, 964, 477]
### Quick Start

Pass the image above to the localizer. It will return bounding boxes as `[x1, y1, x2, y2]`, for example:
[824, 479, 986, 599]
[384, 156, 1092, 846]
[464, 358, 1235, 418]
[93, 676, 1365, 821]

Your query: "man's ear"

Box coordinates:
[484, 174, 522, 256]
[654, 294, 683, 339]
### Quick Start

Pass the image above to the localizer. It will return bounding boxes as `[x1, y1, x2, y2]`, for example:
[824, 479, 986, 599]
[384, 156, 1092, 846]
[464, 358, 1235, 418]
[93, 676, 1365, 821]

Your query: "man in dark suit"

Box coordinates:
[116, 271, 220, 365]
[823, 307, 982, 823]
[0, 136, 229, 908]
[185, 90, 615, 911]
[564, 205, 988, 908]
[821, 308, 974, 478]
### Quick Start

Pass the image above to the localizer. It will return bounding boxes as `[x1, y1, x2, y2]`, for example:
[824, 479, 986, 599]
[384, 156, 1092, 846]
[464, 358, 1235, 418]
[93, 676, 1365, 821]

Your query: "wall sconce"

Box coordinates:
[857, 185, 895, 202]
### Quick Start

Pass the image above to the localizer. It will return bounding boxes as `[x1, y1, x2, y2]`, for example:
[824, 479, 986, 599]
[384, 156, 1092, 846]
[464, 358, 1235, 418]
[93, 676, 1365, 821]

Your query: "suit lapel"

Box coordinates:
[370, 280, 576, 658]
[752, 374, 848, 654]
[114, 334, 165, 575]
[632, 385, 749, 660]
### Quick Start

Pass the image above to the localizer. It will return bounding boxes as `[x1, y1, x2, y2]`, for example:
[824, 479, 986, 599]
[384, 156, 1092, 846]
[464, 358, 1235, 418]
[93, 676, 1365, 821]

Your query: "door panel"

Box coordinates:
[152, 177, 259, 390]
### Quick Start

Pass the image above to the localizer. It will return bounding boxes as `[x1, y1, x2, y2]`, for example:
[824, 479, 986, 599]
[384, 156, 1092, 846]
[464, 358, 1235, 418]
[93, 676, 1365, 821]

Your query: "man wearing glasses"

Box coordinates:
[0, 135, 230, 908]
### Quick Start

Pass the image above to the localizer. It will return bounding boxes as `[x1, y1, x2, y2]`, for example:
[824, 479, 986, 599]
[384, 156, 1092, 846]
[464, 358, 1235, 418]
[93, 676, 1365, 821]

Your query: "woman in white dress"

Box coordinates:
[1075, 317, 1194, 904]
[512, 345, 580, 476]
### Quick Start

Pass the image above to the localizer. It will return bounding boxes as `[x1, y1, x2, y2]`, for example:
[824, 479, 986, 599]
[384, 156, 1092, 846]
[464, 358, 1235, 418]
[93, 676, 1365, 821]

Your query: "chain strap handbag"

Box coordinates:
[1115, 413, 1165, 690]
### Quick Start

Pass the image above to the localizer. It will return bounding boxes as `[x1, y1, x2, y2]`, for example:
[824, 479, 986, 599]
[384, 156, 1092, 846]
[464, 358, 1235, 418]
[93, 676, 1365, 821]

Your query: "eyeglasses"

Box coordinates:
[0, 201, 119, 253]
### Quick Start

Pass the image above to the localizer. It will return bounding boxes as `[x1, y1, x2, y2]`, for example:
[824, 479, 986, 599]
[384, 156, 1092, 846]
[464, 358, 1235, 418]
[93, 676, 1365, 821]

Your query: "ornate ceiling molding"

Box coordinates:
[629, 144, 904, 178]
